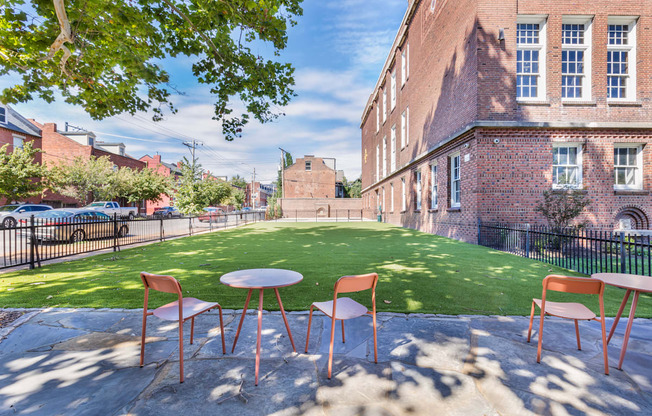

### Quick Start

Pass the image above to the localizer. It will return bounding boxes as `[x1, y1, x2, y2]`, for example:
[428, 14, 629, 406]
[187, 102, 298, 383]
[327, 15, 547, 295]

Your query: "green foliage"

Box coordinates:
[174, 159, 232, 214]
[228, 187, 245, 210]
[343, 177, 361, 198]
[536, 187, 592, 229]
[1, 0, 304, 140]
[267, 150, 291, 216]
[0, 141, 47, 203]
[230, 174, 248, 189]
[49, 155, 115, 205]
[125, 167, 175, 204]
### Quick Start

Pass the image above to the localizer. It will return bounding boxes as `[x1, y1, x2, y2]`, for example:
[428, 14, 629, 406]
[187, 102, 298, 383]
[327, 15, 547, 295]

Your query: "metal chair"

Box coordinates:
[305, 273, 379, 378]
[140, 272, 226, 383]
[527, 274, 609, 375]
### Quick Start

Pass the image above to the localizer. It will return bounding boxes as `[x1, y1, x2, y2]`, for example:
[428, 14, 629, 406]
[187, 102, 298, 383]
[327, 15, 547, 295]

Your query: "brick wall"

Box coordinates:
[284, 156, 337, 198]
[139, 154, 180, 215]
[279, 198, 363, 218]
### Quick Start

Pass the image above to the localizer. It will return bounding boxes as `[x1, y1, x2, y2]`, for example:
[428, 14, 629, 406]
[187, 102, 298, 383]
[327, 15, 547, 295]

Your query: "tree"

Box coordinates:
[1, 0, 304, 140]
[228, 188, 245, 210]
[536, 187, 592, 229]
[343, 177, 361, 198]
[0, 141, 47, 203]
[199, 179, 232, 207]
[230, 174, 248, 189]
[124, 167, 175, 204]
[49, 155, 115, 205]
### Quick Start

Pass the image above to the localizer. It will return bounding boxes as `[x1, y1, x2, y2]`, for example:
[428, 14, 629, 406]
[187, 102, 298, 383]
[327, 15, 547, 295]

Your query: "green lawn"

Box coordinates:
[1, 222, 649, 316]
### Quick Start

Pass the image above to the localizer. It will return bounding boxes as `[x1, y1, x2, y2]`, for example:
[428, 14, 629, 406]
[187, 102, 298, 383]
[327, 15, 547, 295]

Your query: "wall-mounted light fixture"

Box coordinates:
[498, 29, 505, 41]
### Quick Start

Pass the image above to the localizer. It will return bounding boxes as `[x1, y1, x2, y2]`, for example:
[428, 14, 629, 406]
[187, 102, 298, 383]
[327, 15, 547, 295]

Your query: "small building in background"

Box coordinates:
[139, 154, 182, 215]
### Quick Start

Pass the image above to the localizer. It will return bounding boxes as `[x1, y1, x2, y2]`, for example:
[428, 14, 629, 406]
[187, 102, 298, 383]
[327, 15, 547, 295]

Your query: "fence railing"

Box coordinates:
[478, 223, 652, 277]
[269, 209, 375, 222]
[0, 211, 265, 270]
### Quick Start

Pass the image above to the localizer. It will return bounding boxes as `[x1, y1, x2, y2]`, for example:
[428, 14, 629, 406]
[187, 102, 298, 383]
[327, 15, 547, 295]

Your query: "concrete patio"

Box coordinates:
[0, 308, 651, 415]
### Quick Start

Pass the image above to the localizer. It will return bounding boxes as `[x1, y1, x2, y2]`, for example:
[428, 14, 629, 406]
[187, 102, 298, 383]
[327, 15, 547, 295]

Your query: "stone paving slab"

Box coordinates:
[0, 309, 651, 415]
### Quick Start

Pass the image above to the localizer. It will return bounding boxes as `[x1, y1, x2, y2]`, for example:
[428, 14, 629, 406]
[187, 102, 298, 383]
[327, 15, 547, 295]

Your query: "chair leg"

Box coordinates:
[140, 311, 147, 367]
[341, 320, 346, 343]
[190, 317, 195, 345]
[527, 301, 535, 343]
[179, 320, 184, 383]
[536, 309, 545, 363]
[372, 311, 378, 364]
[574, 320, 581, 350]
[305, 305, 314, 353]
[600, 318, 609, 375]
[218, 306, 226, 355]
[328, 315, 336, 379]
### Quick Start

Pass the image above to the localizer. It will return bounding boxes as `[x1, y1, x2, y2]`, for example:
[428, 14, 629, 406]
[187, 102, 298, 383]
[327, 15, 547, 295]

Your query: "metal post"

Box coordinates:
[29, 215, 35, 270]
[477, 218, 482, 245]
[189, 216, 192, 236]
[160, 217, 164, 241]
[113, 213, 118, 252]
[525, 223, 530, 258]
[620, 231, 626, 273]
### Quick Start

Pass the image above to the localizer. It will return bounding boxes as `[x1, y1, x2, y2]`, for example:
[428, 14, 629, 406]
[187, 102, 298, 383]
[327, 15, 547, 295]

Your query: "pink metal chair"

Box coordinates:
[140, 272, 226, 383]
[527, 274, 609, 375]
[305, 273, 379, 379]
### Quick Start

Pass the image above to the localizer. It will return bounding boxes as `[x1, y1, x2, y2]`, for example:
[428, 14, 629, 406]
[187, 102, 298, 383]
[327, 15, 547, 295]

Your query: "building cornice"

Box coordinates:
[362, 120, 652, 193]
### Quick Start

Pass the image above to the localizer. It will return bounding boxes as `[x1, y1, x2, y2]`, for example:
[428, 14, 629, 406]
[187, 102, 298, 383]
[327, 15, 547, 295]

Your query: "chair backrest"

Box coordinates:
[334, 273, 378, 295]
[141, 272, 182, 296]
[542, 274, 604, 296]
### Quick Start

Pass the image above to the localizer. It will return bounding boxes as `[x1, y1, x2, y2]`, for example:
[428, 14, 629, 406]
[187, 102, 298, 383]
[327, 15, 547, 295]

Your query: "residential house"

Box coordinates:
[360, 0, 652, 242]
[139, 154, 182, 215]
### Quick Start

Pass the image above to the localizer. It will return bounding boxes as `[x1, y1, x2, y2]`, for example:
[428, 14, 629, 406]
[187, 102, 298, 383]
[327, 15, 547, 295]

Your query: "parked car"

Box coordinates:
[0, 204, 52, 228]
[153, 206, 182, 219]
[29, 209, 129, 243]
[199, 207, 225, 223]
[84, 201, 138, 220]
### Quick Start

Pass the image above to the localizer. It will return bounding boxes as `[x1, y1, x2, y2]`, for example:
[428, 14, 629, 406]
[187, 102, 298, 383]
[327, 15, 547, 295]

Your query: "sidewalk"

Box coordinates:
[0, 308, 651, 415]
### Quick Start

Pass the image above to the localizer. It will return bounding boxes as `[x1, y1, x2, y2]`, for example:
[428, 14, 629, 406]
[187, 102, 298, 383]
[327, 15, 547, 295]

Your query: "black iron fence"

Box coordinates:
[0, 211, 265, 270]
[478, 223, 652, 277]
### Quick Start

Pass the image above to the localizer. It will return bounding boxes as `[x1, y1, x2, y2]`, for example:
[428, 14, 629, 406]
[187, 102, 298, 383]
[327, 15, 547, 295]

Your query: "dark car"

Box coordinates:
[153, 206, 182, 218]
[0, 204, 52, 228]
[30, 209, 129, 243]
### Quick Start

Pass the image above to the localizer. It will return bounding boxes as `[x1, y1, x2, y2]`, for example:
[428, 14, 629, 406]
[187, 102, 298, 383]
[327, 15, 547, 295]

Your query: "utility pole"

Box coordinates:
[183, 139, 202, 180]
[252, 168, 256, 208]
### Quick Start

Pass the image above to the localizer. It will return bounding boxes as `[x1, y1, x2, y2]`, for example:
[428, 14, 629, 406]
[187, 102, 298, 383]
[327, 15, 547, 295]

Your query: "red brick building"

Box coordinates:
[361, 0, 652, 242]
[283, 156, 345, 199]
[139, 154, 182, 215]
[245, 182, 274, 208]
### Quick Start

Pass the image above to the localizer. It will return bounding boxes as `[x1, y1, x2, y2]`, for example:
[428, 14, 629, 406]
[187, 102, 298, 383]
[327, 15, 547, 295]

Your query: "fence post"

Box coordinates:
[160, 217, 164, 241]
[525, 223, 530, 258]
[620, 231, 626, 273]
[29, 215, 35, 270]
[477, 218, 482, 245]
[189, 216, 192, 236]
[113, 213, 118, 252]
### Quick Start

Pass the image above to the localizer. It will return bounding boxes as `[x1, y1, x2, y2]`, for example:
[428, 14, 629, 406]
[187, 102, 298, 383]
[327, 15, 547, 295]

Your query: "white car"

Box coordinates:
[0, 204, 52, 228]
[84, 201, 138, 219]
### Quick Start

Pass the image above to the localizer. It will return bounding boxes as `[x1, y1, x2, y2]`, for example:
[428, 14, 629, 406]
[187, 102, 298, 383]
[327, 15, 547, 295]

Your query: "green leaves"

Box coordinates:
[1, 0, 303, 140]
[0, 141, 47, 203]
[174, 158, 233, 214]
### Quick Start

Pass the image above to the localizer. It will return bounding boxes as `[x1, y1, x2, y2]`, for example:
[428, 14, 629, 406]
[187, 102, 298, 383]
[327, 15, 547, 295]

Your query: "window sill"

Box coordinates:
[608, 101, 643, 107]
[614, 189, 648, 196]
[447, 207, 461, 212]
[428, 209, 439, 213]
[414, 210, 421, 213]
[517, 100, 550, 106]
[551, 188, 587, 194]
[561, 100, 597, 107]
[400, 210, 407, 214]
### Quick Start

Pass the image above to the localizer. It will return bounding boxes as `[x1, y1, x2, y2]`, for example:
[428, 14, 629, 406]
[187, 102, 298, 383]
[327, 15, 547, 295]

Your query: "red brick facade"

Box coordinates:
[361, 0, 652, 242]
[139, 154, 181, 215]
[283, 156, 339, 199]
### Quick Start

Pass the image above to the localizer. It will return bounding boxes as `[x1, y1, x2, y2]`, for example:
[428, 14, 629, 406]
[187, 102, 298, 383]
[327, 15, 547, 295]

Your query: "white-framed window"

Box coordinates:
[401, 177, 406, 212]
[401, 44, 409, 86]
[382, 136, 387, 178]
[390, 183, 394, 212]
[517, 16, 547, 101]
[12, 135, 24, 150]
[614, 144, 643, 190]
[390, 70, 397, 111]
[405, 107, 409, 146]
[305, 161, 312, 171]
[376, 104, 379, 133]
[430, 164, 438, 209]
[607, 17, 637, 101]
[450, 153, 461, 208]
[382, 89, 387, 123]
[390, 125, 397, 172]
[401, 110, 407, 148]
[376, 144, 380, 182]
[0, 107, 6, 124]
[415, 170, 422, 211]
[430, 0, 437, 12]
[561, 16, 592, 101]
[552, 143, 583, 188]
[382, 187, 386, 212]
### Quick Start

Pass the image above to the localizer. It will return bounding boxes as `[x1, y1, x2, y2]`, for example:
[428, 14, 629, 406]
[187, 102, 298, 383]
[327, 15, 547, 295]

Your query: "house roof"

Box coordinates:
[1, 105, 42, 137]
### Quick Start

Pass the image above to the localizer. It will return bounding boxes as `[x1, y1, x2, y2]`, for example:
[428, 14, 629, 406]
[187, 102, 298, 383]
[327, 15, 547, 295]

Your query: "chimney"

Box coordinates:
[154, 154, 161, 163]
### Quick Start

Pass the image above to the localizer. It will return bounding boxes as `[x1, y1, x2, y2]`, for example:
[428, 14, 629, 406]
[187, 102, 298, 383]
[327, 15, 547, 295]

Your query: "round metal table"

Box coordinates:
[592, 272, 652, 370]
[220, 268, 303, 385]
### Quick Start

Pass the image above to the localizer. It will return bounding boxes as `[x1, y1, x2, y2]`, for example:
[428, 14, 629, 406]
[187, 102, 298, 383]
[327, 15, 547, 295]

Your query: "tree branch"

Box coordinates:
[38, 0, 74, 77]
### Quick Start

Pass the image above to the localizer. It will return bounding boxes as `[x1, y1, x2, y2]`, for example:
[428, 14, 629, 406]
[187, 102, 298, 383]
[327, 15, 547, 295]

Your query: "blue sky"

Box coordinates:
[4, 0, 407, 183]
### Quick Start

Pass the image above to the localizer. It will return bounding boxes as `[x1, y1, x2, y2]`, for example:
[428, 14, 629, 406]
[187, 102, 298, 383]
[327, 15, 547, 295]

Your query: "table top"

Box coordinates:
[592, 273, 652, 293]
[220, 268, 303, 289]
